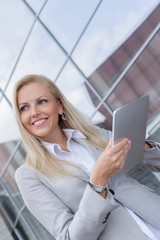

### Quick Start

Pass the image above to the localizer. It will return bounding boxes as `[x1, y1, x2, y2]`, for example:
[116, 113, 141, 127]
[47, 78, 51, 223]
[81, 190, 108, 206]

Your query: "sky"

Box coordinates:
[0, 0, 159, 143]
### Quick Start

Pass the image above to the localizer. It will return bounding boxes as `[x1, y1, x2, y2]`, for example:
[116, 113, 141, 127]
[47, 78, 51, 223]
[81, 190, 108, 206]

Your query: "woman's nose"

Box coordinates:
[31, 106, 40, 117]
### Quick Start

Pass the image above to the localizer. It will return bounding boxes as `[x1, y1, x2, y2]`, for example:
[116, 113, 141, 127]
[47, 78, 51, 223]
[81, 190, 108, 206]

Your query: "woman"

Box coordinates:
[13, 74, 160, 240]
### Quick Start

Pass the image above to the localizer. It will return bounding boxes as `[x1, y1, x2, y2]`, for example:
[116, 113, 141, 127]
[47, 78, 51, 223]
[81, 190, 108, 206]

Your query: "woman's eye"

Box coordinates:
[39, 99, 47, 105]
[20, 106, 28, 112]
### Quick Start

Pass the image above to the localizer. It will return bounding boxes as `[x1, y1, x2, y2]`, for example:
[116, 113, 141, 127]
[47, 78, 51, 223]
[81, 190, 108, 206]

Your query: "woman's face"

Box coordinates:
[17, 82, 63, 142]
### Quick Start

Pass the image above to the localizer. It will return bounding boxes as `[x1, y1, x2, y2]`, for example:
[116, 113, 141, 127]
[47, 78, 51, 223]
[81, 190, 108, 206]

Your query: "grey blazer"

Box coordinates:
[15, 129, 160, 240]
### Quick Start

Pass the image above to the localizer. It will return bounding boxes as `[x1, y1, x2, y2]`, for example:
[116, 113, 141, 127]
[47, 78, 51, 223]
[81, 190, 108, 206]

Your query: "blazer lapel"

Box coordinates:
[74, 138, 101, 162]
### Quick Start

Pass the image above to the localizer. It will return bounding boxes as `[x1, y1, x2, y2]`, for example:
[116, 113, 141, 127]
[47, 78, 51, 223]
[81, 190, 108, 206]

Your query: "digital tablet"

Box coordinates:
[112, 95, 149, 177]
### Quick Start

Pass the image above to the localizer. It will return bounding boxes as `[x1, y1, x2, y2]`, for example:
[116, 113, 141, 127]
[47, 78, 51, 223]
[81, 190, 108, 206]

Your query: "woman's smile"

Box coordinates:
[32, 118, 48, 127]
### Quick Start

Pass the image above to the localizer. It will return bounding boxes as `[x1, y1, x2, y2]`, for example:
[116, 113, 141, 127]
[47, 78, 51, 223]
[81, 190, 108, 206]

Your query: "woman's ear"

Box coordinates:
[58, 100, 63, 114]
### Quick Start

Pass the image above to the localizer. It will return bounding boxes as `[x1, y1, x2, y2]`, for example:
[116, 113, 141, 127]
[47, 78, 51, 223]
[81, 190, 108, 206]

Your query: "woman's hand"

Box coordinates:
[90, 138, 131, 186]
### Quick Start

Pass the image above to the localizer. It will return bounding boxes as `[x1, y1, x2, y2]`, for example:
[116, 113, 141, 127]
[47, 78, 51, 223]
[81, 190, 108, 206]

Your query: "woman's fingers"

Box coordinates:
[108, 137, 131, 152]
[105, 138, 131, 162]
[100, 138, 131, 174]
[91, 137, 132, 182]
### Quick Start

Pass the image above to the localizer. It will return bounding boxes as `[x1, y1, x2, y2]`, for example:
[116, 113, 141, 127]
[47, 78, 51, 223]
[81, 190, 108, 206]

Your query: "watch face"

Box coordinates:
[89, 181, 107, 193]
[95, 185, 106, 192]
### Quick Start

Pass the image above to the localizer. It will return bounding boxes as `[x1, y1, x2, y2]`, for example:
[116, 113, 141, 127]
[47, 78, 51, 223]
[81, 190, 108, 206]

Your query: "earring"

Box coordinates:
[62, 112, 67, 121]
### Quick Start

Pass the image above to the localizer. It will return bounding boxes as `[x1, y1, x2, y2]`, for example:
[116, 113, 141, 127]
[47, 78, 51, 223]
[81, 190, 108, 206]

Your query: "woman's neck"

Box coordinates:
[41, 127, 67, 147]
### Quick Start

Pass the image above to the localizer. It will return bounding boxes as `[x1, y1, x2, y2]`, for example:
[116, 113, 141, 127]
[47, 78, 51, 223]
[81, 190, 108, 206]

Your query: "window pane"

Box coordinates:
[0, 0, 35, 89]
[0, 99, 20, 143]
[40, 0, 100, 52]
[56, 61, 102, 121]
[5, 20, 67, 101]
[24, 0, 46, 13]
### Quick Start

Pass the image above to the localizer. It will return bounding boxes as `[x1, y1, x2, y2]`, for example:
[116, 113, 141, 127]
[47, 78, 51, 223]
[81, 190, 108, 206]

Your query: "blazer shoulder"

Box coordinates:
[15, 163, 38, 185]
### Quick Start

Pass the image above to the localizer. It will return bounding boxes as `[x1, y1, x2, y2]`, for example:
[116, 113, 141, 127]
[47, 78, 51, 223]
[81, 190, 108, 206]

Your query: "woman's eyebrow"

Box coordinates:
[18, 96, 47, 106]
[18, 102, 28, 107]
[38, 96, 47, 99]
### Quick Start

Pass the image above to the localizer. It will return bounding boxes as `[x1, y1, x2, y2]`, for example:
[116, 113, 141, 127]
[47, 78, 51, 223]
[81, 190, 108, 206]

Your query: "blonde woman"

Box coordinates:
[13, 74, 160, 240]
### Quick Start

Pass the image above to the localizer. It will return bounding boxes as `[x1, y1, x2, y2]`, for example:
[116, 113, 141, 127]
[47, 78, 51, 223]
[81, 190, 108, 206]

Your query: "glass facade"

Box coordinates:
[0, 1, 160, 239]
[88, 5, 160, 132]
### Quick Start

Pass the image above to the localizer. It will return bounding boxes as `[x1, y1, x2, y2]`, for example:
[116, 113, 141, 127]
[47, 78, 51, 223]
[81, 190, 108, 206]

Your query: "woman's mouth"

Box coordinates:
[33, 118, 48, 126]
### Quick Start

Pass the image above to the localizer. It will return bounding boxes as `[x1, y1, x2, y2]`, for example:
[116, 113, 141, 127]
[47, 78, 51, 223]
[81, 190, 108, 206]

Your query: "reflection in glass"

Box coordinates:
[6, 20, 67, 102]
[1, 142, 25, 195]
[0, 98, 20, 143]
[87, 6, 160, 130]
[18, 208, 53, 240]
[40, 0, 99, 52]
[24, 0, 46, 13]
[72, 0, 159, 76]
[56, 61, 102, 119]
[0, 0, 34, 89]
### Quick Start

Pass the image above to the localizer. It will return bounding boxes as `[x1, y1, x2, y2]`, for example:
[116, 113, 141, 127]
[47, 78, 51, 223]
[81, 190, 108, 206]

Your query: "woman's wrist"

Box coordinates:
[89, 174, 109, 187]
[88, 179, 109, 199]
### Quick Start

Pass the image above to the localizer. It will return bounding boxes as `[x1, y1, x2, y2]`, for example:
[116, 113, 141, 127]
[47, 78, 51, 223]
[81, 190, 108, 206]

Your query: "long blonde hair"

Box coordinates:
[13, 74, 107, 176]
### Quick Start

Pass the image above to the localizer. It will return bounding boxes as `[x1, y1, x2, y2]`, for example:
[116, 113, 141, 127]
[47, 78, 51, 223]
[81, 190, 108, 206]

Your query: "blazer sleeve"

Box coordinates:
[142, 140, 160, 171]
[15, 165, 119, 240]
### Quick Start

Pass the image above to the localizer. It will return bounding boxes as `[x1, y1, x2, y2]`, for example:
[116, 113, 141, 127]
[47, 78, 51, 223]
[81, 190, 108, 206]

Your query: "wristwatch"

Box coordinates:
[88, 181, 108, 193]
